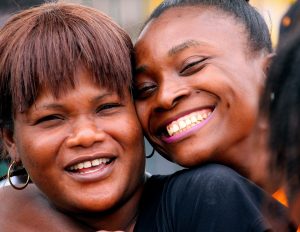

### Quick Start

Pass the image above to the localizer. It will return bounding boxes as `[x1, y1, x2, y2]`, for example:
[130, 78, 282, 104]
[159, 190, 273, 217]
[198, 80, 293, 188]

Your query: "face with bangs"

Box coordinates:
[3, 66, 145, 214]
[134, 7, 268, 167]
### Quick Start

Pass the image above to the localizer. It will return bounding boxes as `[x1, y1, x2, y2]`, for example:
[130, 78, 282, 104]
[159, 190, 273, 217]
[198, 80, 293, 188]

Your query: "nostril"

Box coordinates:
[173, 95, 185, 104]
[155, 83, 191, 112]
[66, 129, 105, 148]
[155, 94, 186, 113]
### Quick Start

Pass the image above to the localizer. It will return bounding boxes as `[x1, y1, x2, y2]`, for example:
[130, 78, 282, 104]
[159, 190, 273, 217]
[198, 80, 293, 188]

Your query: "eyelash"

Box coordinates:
[34, 103, 122, 124]
[96, 103, 122, 113]
[133, 83, 157, 100]
[134, 58, 207, 100]
[35, 114, 63, 125]
[180, 58, 207, 76]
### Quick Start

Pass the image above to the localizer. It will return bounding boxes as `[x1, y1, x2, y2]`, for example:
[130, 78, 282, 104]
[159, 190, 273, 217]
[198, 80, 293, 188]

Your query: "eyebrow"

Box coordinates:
[168, 39, 200, 56]
[35, 93, 114, 111]
[35, 103, 64, 111]
[135, 65, 147, 75]
[90, 93, 115, 104]
[135, 40, 201, 75]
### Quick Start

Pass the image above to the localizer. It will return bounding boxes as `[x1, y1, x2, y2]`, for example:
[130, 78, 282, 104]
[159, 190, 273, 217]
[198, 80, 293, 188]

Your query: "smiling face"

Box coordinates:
[134, 6, 268, 167]
[4, 66, 145, 214]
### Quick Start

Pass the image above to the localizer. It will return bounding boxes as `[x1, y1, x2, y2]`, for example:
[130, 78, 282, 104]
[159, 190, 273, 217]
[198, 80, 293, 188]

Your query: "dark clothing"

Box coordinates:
[135, 164, 295, 232]
[279, 0, 300, 41]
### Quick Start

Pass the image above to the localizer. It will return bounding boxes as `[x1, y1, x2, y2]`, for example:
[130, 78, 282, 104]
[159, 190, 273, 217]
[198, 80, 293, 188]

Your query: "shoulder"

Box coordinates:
[0, 184, 43, 215]
[166, 163, 257, 196]
[173, 163, 246, 180]
[0, 184, 88, 232]
[155, 164, 292, 231]
[162, 163, 262, 206]
[135, 174, 170, 231]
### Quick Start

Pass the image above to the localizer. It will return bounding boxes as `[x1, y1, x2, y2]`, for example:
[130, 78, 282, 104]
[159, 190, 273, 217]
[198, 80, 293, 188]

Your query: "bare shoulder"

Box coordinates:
[0, 183, 42, 208]
[0, 184, 41, 217]
[0, 184, 89, 232]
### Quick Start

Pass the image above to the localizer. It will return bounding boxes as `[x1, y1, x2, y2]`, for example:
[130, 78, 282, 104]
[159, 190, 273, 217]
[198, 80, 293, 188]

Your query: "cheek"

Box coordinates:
[15, 129, 61, 176]
[124, 117, 145, 160]
[232, 83, 260, 122]
[216, 71, 259, 122]
[135, 102, 149, 131]
[114, 115, 145, 176]
[124, 118, 144, 146]
[111, 110, 144, 147]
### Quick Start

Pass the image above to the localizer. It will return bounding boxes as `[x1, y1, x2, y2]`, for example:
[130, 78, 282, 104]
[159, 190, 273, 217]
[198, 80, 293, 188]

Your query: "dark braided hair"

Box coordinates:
[142, 0, 271, 55]
[261, 27, 300, 200]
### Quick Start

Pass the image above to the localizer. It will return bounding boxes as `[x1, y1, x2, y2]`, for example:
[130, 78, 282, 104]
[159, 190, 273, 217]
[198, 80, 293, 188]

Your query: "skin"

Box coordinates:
[134, 7, 273, 190]
[290, 192, 300, 226]
[0, 184, 91, 231]
[2, 66, 145, 231]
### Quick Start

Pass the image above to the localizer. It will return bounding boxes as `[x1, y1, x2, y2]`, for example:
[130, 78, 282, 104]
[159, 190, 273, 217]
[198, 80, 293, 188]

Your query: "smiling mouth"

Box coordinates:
[163, 108, 214, 138]
[67, 158, 114, 174]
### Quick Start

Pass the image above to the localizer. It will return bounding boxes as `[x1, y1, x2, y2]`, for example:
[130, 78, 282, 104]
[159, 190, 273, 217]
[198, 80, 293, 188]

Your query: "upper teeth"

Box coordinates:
[69, 158, 110, 171]
[166, 110, 211, 136]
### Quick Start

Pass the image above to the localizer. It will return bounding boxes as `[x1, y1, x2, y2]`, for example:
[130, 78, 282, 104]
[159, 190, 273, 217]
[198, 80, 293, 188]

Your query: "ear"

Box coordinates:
[2, 128, 20, 161]
[262, 52, 275, 76]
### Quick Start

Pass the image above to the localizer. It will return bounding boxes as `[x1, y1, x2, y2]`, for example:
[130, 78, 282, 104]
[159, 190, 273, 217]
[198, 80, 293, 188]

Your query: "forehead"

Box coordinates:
[33, 67, 126, 106]
[136, 6, 247, 57]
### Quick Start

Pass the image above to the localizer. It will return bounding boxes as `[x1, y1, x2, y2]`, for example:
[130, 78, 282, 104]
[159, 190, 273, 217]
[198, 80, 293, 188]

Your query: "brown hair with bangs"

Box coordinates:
[0, 2, 133, 134]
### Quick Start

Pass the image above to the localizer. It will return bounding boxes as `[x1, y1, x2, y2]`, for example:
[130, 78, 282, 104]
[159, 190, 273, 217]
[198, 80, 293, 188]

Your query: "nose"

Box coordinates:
[155, 79, 190, 112]
[66, 116, 105, 148]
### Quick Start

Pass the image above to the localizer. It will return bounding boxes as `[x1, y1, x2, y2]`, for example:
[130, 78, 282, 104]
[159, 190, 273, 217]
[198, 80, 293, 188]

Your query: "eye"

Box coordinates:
[34, 114, 64, 126]
[179, 57, 207, 76]
[96, 103, 122, 114]
[133, 82, 157, 100]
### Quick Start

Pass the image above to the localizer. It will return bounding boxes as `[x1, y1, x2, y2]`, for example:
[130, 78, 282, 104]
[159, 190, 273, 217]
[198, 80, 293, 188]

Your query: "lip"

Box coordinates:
[158, 106, 215, 144]
[65, 153, 116, 183]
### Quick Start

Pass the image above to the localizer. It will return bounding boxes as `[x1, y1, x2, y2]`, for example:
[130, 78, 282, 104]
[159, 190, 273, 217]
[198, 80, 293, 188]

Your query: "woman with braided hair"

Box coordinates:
[261, 0, 300, 225]
[134, 0, 279, 194]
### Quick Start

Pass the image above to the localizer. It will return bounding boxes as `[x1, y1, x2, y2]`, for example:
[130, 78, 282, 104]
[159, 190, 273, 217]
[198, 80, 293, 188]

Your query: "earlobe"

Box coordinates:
[2, 129, 19, 161]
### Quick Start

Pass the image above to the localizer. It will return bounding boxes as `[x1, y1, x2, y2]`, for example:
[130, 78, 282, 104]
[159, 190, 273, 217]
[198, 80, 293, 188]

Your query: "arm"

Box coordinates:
[0, 184, 91, 232]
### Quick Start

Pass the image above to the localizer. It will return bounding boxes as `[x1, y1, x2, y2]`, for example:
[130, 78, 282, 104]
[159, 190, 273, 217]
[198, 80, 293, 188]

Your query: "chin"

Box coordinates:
[54, 193, 119, 214]
[172, 153, 208, 168]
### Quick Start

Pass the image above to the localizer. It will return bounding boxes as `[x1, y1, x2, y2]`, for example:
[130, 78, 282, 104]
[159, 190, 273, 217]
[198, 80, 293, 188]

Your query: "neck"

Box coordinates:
[73, 183, 144, 231]
[220, 121, 282, 194]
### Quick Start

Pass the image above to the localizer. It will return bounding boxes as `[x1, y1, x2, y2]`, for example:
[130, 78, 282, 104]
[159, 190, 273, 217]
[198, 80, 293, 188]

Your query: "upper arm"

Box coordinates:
[0, 184, 89, 232]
